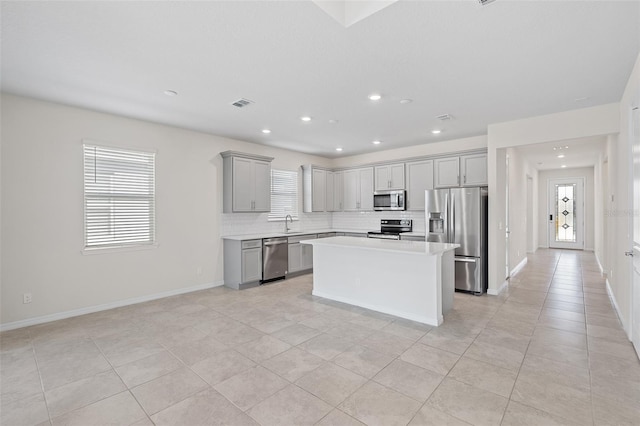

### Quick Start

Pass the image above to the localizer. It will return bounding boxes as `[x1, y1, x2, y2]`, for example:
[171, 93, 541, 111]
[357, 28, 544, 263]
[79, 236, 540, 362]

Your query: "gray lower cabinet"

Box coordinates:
[224, 239, 263, 289]
[400, 235, 426, 241]
[288, 234, 316, 274]
[342, 232, 367, 238]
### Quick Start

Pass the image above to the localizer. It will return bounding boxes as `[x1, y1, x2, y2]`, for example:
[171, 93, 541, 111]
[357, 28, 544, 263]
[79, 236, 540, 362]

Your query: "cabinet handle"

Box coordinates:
[464, 175, 466, 184]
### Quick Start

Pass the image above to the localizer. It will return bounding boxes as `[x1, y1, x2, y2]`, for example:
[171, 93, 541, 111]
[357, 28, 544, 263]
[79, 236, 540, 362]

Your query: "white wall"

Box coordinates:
[0, 94, 332, 326]
[506, 148, 538, 273]
[608, 52, 640, 337]
[536, 167, 595, 250]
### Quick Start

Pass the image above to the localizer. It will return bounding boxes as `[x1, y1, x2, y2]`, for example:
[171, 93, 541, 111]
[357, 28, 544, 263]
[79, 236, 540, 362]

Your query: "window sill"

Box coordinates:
[82, 243, 159, 255]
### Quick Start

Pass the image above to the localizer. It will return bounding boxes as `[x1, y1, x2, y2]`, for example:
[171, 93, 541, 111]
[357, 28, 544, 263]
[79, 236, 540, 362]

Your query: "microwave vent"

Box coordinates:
[436, 114, 453, 121]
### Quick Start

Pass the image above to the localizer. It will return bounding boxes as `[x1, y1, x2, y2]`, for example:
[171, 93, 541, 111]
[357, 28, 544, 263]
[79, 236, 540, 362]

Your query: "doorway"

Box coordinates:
[630, 105, 640, 357]
[527, 175, 534, 253]
[548, 177, 584, 250]
[505, 154, 510, 279]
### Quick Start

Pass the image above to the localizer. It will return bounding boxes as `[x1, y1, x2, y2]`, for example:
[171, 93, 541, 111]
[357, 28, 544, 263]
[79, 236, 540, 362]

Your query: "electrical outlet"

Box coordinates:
[23, 293, 32, 304]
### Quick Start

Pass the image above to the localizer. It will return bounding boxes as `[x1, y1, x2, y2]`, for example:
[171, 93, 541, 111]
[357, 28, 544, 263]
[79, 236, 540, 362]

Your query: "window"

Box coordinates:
[83, 144, 156, 249]
[269, 169, 298, 221]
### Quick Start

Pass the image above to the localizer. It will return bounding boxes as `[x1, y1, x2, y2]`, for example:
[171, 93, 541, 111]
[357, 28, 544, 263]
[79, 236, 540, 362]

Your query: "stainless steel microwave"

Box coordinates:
[373, 190, 406, 211]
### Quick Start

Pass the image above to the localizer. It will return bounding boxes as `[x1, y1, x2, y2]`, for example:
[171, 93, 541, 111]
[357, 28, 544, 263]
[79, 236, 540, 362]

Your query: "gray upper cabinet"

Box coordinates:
[302, 165, 333, 212]
[344, 167, 374, 211]
[461, 153, 488, 186]
[222, 151, 273, 213]
[312, 168, 326, 211]
[434, 156, 460, 188]
[406, 159, 434, 210]
[326, 171, 335, 212]
[332, 171, 344, 211]
[374, 163, 405, 191]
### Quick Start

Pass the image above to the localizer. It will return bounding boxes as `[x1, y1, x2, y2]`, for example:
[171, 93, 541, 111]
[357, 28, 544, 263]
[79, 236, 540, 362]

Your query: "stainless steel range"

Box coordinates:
[367, 219, 412, 240]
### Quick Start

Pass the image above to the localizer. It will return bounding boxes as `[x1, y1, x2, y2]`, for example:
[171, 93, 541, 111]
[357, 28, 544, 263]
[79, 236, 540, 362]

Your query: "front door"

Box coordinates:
[548, 178, 584, 250]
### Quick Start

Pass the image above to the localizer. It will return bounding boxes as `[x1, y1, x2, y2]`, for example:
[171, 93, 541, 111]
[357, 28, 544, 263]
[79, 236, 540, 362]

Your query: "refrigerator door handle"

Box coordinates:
[455, 257, 477, 263]
[444, 192, 449, 242]
[451, 194, 455, 244]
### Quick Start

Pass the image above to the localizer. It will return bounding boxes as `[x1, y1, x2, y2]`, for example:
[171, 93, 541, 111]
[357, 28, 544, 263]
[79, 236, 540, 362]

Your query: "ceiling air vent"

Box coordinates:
[478, 0, 496, 5]
[436, 114, 453, 121]
[231, 98, 254, 108]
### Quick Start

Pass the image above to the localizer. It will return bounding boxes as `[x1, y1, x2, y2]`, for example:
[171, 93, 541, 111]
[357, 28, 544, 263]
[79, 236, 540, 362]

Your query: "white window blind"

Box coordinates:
[83, 144, 156, 249]
[269, 169, 298, 221]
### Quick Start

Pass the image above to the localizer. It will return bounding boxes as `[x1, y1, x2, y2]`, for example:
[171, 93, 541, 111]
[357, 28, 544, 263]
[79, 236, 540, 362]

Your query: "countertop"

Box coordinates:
[301, 236, 458, 255]
[222, 228, 374, 241]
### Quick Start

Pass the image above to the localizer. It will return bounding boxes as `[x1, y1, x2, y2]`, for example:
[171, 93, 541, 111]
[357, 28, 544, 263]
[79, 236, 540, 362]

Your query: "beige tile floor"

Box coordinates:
[1, 249, 640, 425]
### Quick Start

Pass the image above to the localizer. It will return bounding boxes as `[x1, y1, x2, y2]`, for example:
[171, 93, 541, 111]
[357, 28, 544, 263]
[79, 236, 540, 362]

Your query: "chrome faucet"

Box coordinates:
[285, 214, 293, 232]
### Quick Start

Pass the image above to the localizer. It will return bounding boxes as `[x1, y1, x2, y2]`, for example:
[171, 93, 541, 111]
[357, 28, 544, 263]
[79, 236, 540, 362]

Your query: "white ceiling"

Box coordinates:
[1, 1, 638, 159]
[513, 136, 607, 171]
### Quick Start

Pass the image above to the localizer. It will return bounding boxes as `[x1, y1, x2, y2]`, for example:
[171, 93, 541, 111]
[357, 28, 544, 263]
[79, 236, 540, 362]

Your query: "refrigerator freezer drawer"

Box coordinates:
[454, 257, 486, 295]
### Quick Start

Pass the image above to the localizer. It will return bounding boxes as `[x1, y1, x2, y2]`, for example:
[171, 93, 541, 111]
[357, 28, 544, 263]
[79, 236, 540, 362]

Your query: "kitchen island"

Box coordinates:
[301, 237, 459, 326]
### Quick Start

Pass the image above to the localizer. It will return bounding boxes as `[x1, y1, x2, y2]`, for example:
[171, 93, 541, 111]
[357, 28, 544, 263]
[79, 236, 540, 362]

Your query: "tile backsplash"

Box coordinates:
[220, 212, 332, 236]
[331, 211, 425, 233]
[221, 210, 425, 237]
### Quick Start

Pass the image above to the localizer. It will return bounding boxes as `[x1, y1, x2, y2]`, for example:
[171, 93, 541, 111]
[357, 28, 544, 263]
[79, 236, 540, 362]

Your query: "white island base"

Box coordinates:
[301, 237, 459, 326]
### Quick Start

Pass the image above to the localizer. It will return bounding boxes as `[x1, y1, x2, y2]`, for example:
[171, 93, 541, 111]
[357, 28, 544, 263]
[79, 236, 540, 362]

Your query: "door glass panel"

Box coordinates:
[555, 184, 576, 243]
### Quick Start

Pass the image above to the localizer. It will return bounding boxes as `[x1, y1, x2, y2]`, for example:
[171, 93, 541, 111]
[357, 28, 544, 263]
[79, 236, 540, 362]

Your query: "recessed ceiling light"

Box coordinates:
[372, 140, 381, 145]
[431, 129, 442, 134]
[561, 165, 567, 168]
[400, 99, 413, 104]
[163, 90, 178, 96]
[368, 94, 382, 101]
[335, 147, 343, 152]
[557, 154, 565, 158]
[300, 116, 312, 122]
[262, 129, 271, 134]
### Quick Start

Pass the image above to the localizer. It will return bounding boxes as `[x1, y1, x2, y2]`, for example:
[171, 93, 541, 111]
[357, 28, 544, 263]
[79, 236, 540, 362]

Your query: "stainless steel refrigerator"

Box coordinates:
[425, 187, 488, 294]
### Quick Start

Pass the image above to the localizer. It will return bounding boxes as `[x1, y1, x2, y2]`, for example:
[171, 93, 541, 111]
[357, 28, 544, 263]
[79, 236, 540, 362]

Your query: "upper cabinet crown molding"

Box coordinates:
[220, 150, 274, 163]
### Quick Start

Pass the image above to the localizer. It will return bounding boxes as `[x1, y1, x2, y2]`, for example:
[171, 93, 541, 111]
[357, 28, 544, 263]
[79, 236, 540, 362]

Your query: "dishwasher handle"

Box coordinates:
[263, 238, 287, 246]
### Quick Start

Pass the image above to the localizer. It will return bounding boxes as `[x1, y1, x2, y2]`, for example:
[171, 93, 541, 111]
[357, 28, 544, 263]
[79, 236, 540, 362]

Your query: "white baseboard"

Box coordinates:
[0, 280, 224, 332]
[595, 253, 606, 276]
[488, 280, 509, 296]
[510, 258, 528, 277]
[605, 278, 631, 340]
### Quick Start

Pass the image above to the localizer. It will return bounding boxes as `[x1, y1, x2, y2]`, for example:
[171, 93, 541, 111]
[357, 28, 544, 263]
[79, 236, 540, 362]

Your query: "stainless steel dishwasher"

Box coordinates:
[262, 237, 288, 283]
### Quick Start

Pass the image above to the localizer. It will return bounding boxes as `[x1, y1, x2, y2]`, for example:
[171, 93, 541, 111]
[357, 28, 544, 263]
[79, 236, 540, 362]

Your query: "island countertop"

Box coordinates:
[301, 236, 459, 255]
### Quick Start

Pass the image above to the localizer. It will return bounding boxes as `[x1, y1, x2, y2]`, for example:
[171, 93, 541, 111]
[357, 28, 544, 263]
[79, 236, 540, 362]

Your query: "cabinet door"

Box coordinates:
[288, 243, 302, 273]
[232, 157, 254, 212]
[389, 163, 405, 189]
[406, 160, 433, 211]
[241, 247, 262, 283]
[461, 153, 487, 186]
[326, 171, 335, 212]
[359, 167, 374, 210]
[301, 244, 313, 270]
[312, 168, 326, 211]
[343, 169, 359, 211]
[252, 160, 271, 212]
[434, 157, 460, 188]
[374, 166, 390, 191]
[333, 171, 344, 211]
